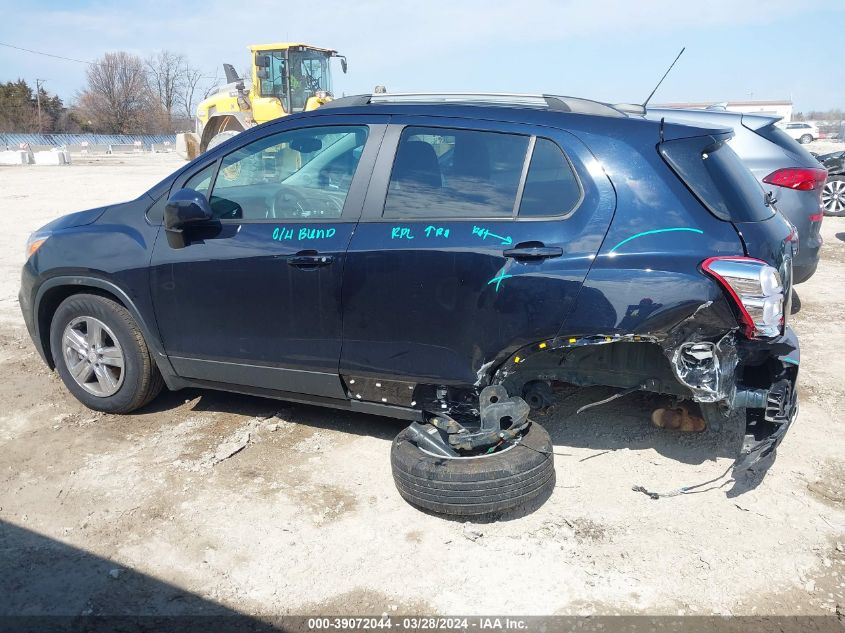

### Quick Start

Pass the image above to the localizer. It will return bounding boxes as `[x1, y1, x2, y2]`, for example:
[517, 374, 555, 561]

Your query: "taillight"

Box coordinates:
[701, 257, 784, 339]
[762, 167, 827, 191]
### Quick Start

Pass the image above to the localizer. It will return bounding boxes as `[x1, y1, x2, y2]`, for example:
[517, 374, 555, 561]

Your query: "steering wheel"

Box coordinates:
[271, 186, 314, 219]
[305, 74, 322, 93]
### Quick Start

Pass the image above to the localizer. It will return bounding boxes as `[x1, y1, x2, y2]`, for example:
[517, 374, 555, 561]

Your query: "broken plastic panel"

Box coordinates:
[669, 334, 738, 403]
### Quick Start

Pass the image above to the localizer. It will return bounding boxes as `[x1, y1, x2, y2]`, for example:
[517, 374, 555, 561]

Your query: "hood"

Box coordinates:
[35, 206, 109, 235]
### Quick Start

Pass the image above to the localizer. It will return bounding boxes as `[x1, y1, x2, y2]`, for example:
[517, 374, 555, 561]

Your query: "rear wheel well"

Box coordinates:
[38, 285, 127, 368]
[499, 340, 692, 399]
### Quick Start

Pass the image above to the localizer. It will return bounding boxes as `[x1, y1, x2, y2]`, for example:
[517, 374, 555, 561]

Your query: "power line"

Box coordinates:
[0, 40, 223, 84]
[0, 41, 93, 65]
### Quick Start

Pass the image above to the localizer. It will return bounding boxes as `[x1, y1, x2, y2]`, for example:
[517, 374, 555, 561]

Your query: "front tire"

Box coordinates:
[49, 294, 163, 413]
[390, 421, 555, 516]
[799, 134, 813, 144]
[206, 130, 241, 151]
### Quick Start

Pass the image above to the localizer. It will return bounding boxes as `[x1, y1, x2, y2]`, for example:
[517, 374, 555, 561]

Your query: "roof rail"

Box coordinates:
[322, 92, 627, 117]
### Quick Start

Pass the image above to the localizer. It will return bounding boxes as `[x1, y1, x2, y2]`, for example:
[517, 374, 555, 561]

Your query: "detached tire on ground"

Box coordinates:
[390, 421, 555, 516]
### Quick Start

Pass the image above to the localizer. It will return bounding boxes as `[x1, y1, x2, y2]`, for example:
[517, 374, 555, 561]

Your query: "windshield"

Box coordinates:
[289, 49, 332, 111]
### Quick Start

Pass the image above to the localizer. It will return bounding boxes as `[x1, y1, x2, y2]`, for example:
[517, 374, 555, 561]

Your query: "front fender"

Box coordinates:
[31, 274, 178, 386]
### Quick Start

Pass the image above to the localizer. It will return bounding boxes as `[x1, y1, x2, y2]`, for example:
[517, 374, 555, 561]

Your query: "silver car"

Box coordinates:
[647, 108, 826, 284]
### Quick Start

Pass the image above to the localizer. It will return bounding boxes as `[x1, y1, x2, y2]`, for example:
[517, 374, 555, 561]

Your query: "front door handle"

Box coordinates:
[287, 250, 334, 269]
[503, 245, 563, 260]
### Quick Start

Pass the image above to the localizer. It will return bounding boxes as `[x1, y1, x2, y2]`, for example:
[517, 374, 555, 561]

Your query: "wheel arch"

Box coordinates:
[35, 276, 178, 385]
[199, 114, 247, 153]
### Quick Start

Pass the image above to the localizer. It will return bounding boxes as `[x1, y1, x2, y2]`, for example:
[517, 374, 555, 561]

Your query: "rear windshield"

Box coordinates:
[754, 123, 818, 165]
[660, 135, 774, 222]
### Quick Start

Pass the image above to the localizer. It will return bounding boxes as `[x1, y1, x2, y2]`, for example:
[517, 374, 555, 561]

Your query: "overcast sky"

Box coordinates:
[1, 0, 842, 112]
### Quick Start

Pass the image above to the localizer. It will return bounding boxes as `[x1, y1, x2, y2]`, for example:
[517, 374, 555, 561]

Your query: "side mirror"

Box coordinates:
[340, 57, 348, 74]
[255, 53, 271, 68]
[164, 189, 213, 248]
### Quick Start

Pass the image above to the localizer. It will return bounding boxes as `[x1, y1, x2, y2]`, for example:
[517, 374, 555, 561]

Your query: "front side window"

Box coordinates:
[383, 127, 529, 218]
[209, 125, 369, 221]
[184, 163, 215, 197]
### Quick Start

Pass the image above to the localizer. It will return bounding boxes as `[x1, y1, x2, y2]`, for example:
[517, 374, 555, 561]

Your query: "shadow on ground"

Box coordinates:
[0, 520, 282, 629]
[135, 387, 405, 442]
[533, 385, 745, 465]
[138, 383, 742, 467]
[131, 381, 760, 512]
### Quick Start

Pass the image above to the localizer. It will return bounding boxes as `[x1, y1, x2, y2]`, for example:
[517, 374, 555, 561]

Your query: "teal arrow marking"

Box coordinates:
[609, 227, 704, 253]
[487, 269, 513, 292]
[486, 232, 512, 245]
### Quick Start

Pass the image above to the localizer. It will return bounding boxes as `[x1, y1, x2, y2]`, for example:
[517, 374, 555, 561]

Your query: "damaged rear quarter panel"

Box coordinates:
[494, 123, 749, 401]
[553, 120, 746, 341]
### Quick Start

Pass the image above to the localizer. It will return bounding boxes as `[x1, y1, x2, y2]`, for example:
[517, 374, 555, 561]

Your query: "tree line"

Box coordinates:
[793, 109, 844, 123]
[0, 50, 220, 135]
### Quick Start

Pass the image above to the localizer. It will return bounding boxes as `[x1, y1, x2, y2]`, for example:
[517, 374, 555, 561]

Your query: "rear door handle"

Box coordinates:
[287, 251, 334, 268]
[503, 246, 563, 260]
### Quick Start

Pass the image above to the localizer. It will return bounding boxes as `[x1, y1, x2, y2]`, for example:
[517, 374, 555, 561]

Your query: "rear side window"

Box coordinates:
[519, 138, 582, 217]
[383, 127, 529, 218]
[660, 136, 773, 222]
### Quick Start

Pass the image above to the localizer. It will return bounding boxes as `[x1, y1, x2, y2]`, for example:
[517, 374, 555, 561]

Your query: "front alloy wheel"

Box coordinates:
[50, 293, 163, 413]
[62, 316, 125, 396]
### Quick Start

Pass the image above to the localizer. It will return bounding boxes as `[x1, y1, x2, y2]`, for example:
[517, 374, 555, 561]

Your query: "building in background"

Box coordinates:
[655, 100, 793, 121]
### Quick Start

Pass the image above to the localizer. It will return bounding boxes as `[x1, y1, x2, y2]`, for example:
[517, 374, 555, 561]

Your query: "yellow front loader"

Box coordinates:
[176, 43, 347, 160]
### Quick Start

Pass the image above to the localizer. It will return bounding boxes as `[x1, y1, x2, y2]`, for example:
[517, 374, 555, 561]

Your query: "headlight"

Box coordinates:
[25, 234, 48, 259]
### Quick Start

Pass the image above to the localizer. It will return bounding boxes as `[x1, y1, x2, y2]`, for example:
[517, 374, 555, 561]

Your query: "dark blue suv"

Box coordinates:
[20, 93, 801, 515]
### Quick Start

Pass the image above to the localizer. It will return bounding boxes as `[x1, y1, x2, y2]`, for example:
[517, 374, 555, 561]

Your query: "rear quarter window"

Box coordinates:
[660, 136, 774, 223]
[518, 138, 582, 217]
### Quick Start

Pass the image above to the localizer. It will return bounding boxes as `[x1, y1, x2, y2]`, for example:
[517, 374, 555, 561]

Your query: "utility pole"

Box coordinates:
[35, 78, 44, 134]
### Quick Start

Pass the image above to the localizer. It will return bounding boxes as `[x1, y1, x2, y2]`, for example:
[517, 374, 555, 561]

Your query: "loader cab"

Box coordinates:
[250, 43, 346, 124]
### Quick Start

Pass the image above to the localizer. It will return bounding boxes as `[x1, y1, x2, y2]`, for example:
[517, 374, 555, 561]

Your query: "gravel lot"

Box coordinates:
[0, 148, 843, 617]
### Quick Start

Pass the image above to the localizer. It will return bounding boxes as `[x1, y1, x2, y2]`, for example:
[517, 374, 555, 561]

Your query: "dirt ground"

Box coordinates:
[0, 148, 843, 618]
